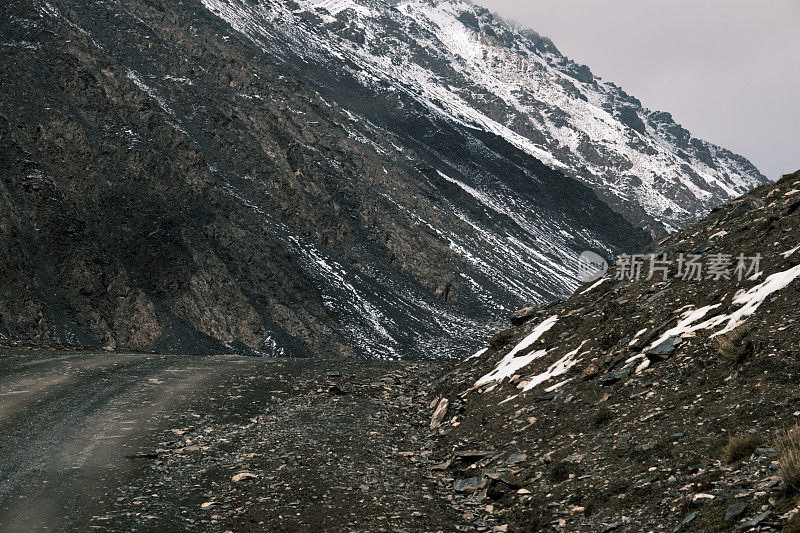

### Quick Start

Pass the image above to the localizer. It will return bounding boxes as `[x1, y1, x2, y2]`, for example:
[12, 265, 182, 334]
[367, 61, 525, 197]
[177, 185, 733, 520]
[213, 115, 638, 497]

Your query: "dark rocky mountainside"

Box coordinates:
[428, 170, 800, 531]
[0, 0, 767, 359]
[1, 2, 793, 529]
[0, 0, 654, 358]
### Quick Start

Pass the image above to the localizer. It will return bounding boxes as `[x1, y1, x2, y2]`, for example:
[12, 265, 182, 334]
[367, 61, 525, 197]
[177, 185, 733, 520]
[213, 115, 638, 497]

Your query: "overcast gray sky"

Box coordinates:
[474, 0, 800, 180]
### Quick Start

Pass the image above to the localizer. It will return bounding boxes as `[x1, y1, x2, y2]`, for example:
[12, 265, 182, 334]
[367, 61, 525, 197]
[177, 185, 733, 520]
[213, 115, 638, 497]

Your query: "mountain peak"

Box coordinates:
[290, 0, 766, 234]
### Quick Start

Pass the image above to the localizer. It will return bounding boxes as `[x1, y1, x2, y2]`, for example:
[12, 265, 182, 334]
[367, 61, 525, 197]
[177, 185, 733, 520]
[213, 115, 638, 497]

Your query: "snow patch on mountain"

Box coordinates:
[475, 315, 558, 387]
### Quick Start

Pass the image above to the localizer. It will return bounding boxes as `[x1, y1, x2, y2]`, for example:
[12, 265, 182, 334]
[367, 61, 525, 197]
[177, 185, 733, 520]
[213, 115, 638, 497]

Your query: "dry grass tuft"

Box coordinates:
[715, 327, 753, 367]
[785, 512, 800, 533]
[591, 405, 613, 428]
[723, 433, 764, 463]
[776, 425, 800, 493]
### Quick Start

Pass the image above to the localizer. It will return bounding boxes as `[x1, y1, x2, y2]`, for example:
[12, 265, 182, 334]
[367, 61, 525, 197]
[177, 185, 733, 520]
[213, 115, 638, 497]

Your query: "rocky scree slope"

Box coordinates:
[202, 0, 766, 235]
[429, 170, 800, 531]
[0, 0, 649, 357]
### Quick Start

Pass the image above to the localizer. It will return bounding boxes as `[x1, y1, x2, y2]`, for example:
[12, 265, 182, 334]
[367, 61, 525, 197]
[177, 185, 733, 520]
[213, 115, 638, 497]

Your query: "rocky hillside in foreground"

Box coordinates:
[429, 170, 800, 531]
[0, 0, 650, 358]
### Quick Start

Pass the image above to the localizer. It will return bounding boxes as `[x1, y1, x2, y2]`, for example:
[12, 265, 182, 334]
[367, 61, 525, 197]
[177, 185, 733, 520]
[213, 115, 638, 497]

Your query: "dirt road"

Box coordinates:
[0, 348, 468, 532]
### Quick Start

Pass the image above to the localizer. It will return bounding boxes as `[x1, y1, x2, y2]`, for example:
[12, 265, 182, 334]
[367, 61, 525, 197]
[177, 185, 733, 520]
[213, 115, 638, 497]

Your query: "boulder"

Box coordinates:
[645, 337, 678, 362]
[510, 306, 538, 326]
[453, 476, 484, 493]
[601, 366, 631, 386]
[430, 398, 449, 429]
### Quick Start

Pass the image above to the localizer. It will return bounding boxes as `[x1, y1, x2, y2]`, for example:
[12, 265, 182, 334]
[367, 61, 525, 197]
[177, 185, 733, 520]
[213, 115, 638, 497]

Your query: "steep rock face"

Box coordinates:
[201, 0, 766, 235]
[0, 0, 649, 357]
[431, 170, 800, 530]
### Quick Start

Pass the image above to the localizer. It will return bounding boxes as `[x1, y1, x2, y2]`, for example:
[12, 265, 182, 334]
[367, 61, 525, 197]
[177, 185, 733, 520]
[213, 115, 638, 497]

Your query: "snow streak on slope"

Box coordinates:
[476, 259, 800, 401]
[387, 1, 765, 231]
[475, 315, 558, 387]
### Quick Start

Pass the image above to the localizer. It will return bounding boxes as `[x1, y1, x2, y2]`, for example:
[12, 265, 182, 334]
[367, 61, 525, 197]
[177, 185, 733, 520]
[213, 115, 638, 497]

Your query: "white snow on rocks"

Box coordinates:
[201, 0, 764, 235]
[312, 0, 374, 17]
[781, 245, 800, 259]
[465, 347, 488, 361]
[711, 263, 800, 337]
[629, 328, 648, 347]
[475, 316, 558, 387]
[482, 260, 800, 390]
[634, 263, 800, 364]
[124, 68, 175, 116]
[521, 341, 587, 392]
[644, 304, 723, 353]
[579, 277, 610, 295]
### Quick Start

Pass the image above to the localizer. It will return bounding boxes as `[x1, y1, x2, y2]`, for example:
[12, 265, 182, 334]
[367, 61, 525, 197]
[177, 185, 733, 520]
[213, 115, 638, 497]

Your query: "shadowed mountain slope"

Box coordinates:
[0, 0, 650, 357]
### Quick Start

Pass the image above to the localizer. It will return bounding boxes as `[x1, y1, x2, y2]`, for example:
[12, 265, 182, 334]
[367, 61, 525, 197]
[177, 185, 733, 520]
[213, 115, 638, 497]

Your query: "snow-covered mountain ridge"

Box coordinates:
[203, 0, 767, 234]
